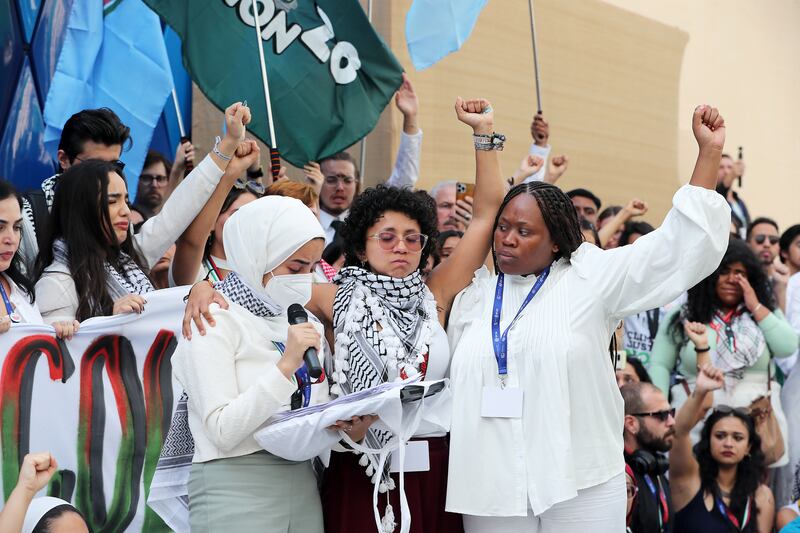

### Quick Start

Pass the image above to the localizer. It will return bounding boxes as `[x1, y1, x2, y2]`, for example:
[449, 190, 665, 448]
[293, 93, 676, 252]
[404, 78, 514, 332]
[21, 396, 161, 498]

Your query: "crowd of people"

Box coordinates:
[1, 74, 799, 533]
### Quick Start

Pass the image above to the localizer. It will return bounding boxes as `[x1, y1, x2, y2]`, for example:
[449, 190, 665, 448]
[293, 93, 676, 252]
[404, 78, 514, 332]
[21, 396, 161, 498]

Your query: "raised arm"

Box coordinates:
[167, 139, 195, 194]
[597, 198, 648, 248]
[135, 103, 250, 268]
[386, 74, 422, 189]
[171, 141, 260, 286]
[670, 364, 723, 510]
[577, 106, 731, 321]
[426, 98, 505, 322]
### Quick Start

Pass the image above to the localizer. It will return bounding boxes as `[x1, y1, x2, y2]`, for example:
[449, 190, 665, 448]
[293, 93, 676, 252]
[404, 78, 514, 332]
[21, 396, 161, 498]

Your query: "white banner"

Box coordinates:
[0, 287, 188, 532]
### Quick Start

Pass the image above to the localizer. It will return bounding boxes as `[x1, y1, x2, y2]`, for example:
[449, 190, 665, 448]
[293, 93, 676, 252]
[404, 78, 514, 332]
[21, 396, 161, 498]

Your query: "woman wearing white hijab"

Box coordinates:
[171, 196, 330, 533]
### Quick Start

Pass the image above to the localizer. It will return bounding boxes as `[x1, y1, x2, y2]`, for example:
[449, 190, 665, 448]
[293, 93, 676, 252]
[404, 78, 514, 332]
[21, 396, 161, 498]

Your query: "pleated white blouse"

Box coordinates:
[445, 184, 731, 516]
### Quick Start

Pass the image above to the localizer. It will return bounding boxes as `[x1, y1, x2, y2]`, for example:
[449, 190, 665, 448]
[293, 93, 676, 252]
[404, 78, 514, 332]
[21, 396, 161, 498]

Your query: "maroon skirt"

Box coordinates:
[321, 436, 463, 533]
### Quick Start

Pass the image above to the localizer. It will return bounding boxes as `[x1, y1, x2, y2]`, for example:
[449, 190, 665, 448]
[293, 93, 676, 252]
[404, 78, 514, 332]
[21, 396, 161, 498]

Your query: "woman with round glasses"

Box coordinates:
[649, 239, 797, 464]
[184, 97, 506, 532]
[671, 364, 773, 532]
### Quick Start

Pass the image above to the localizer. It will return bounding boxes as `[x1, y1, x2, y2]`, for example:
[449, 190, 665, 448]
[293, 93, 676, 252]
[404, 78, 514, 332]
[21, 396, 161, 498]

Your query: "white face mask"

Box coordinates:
[263, 272, 313, 309]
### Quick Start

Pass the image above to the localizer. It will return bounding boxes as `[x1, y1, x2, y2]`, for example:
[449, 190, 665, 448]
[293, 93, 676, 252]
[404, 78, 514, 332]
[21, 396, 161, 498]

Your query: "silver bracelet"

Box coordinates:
[213, 136, 233, 161]
[473, 132, 505, 151]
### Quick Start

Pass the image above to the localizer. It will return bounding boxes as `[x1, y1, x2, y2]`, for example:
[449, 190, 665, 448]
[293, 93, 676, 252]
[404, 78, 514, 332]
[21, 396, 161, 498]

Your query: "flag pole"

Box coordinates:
[358, 0, 373, 174]
[170, 87, 186, 138]
[527, 0, 543, 113]
[253, 3, 278, 149]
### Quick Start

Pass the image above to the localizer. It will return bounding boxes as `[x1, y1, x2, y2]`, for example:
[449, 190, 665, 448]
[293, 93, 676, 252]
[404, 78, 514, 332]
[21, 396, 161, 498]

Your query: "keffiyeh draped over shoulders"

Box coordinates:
[328, 266, 438, 505]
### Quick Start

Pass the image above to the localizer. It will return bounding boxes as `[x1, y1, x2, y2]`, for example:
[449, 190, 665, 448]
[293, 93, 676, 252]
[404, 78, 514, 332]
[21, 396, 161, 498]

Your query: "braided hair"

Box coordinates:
[492, 181, 584, 269]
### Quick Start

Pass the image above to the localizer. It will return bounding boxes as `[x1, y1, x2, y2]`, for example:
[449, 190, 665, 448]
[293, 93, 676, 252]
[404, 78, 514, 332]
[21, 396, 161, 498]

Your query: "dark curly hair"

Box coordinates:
[341, 185, 438, 272]
[668, 239, 775, 342]
[693, 409, 766, 528]
[493, 182, 583, 270]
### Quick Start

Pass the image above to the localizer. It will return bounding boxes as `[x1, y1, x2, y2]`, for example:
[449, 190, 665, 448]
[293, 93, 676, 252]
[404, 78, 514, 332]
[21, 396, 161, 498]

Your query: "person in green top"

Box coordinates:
[649, 239, 798, 464]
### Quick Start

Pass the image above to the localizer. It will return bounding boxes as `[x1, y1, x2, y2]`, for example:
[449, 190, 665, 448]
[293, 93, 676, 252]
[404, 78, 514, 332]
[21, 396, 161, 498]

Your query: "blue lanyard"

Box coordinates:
[491, 267, 550, 379]
[0, 280, 19, 323]
[273, 342, 311, 408]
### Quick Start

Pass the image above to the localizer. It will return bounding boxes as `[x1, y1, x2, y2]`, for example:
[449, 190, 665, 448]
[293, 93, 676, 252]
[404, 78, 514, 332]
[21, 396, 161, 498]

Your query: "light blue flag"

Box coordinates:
[43, 0, 173, 190]
[405, 0, 489, 71]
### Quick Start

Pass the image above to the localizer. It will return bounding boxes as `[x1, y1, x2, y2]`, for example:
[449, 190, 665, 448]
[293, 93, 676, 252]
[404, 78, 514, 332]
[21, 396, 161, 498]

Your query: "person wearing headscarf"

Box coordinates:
[170, 196, 331, 533]
[0, 452, 89, 533]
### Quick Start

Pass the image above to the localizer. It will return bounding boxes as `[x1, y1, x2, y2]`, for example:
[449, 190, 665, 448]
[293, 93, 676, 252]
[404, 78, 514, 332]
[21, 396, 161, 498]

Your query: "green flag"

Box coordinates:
[145, 0, 404, 167]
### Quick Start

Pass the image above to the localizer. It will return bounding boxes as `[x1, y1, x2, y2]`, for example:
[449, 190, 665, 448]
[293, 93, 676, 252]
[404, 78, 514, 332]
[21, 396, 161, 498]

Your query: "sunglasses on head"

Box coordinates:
[713, 404, 751, 417]
[233, 178, 265, 196]
[631, 408, 676, 422]
[753, 234, 779, 245]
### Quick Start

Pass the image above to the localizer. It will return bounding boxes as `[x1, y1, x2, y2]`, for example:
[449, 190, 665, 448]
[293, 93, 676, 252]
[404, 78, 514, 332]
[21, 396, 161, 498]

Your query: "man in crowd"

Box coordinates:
[20, 108, 131, 272]
[622, 382, 675, 533]
[717, 153, 750, 236]
[319, 75, 422, 245]
[747, 217, 790, 310]
[133, 142, 196, 223]
[133, 151, 173, 221]
[567, 187, 602, 225]
[781, 224, 800, 276]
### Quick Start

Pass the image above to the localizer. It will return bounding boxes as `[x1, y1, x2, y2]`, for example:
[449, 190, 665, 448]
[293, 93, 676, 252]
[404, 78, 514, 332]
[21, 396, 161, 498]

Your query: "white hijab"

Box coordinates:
[223, 195, 324, 299]
[23, 496, 77, 533]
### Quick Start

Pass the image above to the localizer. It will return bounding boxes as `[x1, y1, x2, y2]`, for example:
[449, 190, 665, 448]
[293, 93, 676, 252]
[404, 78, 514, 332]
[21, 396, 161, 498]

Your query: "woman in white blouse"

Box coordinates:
[173, 196, 335, 532]
[445, 106, 732, 532]
[34, 103, 252, 324]
[0, 179, 76, 338]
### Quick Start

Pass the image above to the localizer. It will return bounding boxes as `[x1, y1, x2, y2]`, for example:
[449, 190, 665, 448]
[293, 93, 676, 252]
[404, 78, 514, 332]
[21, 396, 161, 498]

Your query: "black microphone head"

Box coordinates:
[287, 304, 308, 324]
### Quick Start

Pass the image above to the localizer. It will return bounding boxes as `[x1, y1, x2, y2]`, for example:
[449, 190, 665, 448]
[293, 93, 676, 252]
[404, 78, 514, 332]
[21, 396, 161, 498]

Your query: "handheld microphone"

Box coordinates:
[287, 304, 323, 379]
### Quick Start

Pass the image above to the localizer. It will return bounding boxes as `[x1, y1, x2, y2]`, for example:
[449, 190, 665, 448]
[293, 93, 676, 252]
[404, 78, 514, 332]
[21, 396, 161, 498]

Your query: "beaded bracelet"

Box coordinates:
[473, 132, 506, 151]
[212, 136, 233, 161]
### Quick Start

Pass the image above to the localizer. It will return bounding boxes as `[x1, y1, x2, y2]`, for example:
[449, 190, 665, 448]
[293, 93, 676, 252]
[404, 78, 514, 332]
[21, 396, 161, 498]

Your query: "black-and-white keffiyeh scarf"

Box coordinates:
[693, 305, 767, 391]
[150, 271, 282, 531]
[41, 175, 58, 209]
[52, 238, 154, 300]
[330, 267, 438, 496]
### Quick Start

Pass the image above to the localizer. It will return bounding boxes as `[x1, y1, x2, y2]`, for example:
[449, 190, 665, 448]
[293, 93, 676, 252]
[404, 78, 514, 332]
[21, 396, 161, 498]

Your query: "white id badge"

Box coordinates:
[481, 386, 523, 418]
[390, 440, 430, 473]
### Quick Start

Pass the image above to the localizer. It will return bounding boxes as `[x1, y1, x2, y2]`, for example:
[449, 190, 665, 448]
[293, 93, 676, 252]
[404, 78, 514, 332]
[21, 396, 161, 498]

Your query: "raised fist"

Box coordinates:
[455, 97, 493, 135]
[695, 364, 724, 394]
[624, 199, 648, 218]
[692, 105, 725, 152]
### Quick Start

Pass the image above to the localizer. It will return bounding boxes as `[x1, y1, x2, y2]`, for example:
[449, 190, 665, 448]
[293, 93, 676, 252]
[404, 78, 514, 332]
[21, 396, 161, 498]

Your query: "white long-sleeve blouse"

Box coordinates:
[445, 184, 731, 517]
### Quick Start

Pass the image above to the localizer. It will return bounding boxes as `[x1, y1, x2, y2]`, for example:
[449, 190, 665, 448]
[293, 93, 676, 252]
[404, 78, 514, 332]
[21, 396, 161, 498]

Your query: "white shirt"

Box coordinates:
[445, 184, 730, 516]
[173, 302, 329, 463]
[35, 155, 225, 324]
[2, 274, 43, 324]
[778, 272, 800, 374]
[523, 143, 551, 183]
[320, 130, 423, 245]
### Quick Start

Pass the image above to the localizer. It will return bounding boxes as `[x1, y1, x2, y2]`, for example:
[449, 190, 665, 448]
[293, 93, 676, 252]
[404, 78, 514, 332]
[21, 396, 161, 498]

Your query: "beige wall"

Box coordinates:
[372, 0, 689, 223]
[599, 0, 800, 230]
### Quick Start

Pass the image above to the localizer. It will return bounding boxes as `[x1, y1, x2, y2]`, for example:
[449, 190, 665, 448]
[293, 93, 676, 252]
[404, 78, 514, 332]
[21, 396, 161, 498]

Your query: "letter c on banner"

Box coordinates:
[75, 335, 146, 533]
[330, 41, 361, 84]
[0, 335, 74, 500]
